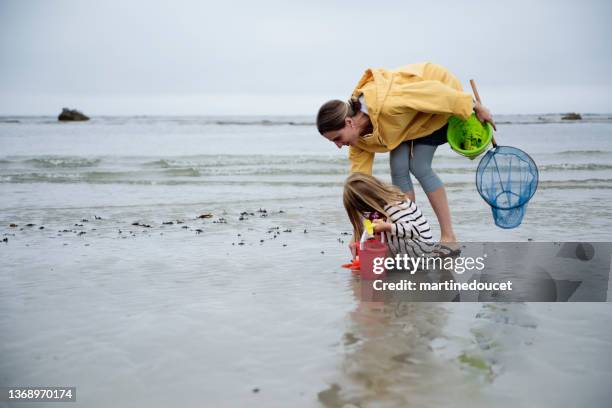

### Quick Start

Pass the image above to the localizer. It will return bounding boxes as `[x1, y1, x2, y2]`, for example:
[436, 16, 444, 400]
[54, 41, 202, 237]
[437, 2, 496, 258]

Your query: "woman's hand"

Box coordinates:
[474, 101, 497, 131]
[372, 219, 392, 233]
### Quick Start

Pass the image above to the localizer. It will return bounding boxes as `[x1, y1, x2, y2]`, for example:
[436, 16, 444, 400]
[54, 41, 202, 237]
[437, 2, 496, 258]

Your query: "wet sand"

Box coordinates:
[2, 200, 612, 407]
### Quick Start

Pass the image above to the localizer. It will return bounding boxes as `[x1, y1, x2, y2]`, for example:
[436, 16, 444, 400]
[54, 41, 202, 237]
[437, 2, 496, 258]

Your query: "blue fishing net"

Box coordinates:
[491, 205, 526, 229]
[476, 146, 538, 228]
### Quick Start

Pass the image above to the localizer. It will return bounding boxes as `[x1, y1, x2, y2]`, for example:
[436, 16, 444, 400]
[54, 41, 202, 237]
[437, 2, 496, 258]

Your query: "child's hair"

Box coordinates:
[343, 172, 406, 240]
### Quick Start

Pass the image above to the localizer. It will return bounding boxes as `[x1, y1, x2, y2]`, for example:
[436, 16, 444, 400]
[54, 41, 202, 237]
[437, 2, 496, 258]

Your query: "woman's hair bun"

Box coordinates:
[347, 96, 361, 116]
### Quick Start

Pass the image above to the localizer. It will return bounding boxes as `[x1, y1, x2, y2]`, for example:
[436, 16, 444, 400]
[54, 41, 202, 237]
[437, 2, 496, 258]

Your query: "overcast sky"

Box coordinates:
[1, 0, 611, 115]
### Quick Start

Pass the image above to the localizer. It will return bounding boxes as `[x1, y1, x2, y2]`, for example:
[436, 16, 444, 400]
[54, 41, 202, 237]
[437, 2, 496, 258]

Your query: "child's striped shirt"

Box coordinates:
[383, 200, 435, 257]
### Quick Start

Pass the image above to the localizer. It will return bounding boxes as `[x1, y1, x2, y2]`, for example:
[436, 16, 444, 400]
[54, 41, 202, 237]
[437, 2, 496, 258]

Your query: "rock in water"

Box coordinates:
[561, 112, 581, 120]
[58, 108, 90, 121]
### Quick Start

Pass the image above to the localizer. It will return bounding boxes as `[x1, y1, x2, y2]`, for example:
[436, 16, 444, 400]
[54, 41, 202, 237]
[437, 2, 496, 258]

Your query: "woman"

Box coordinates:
[316, 62, 495, 253]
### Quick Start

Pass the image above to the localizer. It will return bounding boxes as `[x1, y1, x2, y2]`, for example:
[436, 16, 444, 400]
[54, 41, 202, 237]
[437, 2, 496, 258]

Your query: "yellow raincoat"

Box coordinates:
[349, 62, 473, 174]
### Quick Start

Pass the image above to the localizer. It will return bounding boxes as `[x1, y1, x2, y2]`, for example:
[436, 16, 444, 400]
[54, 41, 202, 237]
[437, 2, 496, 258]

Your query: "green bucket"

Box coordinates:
[447, 113, 493, 159]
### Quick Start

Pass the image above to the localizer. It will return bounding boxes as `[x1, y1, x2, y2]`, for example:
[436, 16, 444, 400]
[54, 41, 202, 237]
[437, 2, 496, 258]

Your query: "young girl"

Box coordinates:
[343, 172, 436, 258]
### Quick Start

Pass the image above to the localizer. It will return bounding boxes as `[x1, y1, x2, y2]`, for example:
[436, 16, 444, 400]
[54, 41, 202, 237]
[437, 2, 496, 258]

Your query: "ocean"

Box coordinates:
[1, 114, 611, 407]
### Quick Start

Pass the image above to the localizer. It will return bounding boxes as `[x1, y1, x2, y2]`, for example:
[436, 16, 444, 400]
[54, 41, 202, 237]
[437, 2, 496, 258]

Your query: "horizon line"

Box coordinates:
[1, 112, 611, 117]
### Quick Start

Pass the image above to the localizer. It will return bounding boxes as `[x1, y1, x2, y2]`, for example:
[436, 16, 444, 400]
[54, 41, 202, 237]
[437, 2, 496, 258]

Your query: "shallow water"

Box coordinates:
[1, 115, 611, 407]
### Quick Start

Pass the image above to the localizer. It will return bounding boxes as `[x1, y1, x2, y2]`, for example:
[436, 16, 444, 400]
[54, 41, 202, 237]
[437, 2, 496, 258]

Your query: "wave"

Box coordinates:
[0, 174, 344, 187]
[142, 155, 348, 168]
[210, 119, 312, 126]
[2, 161, 611, 183]
[4, 151, 610, 171]
[2, 172, 612, 190]
[538, 163, 612, 171]
[1, 171, 132, 183]
[141, 162, 612, 175]
[535, 179, 612, 189]
[162, 168, 202, 177]
[3, 153, 611, 173]
[554, 150, 612, 156]
[23, 157, 102, 168]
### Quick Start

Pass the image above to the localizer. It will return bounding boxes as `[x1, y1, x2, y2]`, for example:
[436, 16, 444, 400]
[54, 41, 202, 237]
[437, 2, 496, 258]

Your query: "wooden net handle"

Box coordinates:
[470, 79, 497, 147]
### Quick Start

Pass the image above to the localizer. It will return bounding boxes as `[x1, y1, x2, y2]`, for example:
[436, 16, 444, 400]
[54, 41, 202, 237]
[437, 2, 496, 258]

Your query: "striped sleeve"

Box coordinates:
[386, 201, 433, 241]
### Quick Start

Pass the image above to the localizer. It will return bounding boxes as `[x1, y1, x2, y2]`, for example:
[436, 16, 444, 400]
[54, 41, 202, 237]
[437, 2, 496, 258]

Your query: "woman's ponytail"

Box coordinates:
[347, 96, 361, 117]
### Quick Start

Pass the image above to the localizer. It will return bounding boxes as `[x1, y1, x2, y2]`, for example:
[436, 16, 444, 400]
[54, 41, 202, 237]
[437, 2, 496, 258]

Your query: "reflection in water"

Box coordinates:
[319, 271, 486, 408]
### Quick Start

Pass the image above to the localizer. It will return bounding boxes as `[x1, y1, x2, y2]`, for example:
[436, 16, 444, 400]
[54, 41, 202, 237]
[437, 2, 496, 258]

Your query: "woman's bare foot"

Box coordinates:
[438, 235, 460, 255]
[439, 234, 457, 244]
[434, 243, 461, 257]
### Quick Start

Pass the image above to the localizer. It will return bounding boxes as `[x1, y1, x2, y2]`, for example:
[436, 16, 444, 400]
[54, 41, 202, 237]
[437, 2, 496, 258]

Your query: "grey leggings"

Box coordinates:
[389, 142, 443, 193]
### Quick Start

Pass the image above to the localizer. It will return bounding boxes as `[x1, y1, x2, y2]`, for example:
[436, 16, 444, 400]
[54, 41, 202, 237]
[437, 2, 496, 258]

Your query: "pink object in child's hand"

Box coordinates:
[368, 211, 383, 221]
